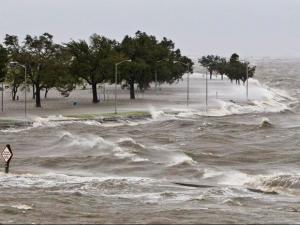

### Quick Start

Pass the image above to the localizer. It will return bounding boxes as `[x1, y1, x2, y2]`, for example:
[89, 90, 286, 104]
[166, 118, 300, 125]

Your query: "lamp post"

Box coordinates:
[205, 68, 208, 112]
[9, 62, 27, 123]
[246, 62, 249, 100]
[155, 59, 169, 94]
[174, 61, 191, 106]
[115, 59, 132, 114]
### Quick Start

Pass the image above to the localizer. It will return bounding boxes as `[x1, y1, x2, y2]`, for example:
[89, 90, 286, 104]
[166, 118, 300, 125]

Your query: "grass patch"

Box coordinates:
[66, 111, 151, 121]
[65, 114, 98, 120]
[102, 111, 151, 118]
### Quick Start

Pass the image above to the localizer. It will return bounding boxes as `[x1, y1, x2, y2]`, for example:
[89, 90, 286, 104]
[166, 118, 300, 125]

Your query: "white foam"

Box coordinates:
[245, 173, 300, 194]
[168, 153, 196, 166]
[202, 168, 223, 179]
[217, 170, 254, 186]
[0, 172, 156, 189]
[55, 132, 149, 162]
[148, 105, 177, 121]
[11, 204, 33, 210]
[117, 137, 146, 149]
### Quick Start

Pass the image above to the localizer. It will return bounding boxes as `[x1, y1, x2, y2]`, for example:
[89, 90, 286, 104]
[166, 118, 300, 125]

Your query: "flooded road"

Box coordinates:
[0, 59, 299, 223]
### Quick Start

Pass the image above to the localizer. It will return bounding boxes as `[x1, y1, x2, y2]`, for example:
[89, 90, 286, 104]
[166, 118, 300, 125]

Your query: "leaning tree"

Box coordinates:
[67, 34, 118, 103]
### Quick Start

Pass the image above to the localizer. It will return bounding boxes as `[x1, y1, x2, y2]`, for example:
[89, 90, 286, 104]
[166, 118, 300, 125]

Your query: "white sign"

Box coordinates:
[2, 147, 12, 162]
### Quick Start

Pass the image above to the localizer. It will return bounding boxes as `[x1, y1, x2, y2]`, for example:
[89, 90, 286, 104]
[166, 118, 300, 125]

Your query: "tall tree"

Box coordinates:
[119, 31, 193, 99]
[23, 33, 59, 107]
[67, 34, 118, 103]
[3, 35, 24, 100]
[199, 55, 222, 79]
[0, 44, 8, 82]
[41, 45, 75, 98]
[215, 57, 227, 80]
[5, 33, 70, 107]
[225, 53, 256, 84]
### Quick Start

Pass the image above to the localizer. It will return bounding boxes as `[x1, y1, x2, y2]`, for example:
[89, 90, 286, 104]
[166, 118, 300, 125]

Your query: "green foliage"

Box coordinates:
[4, 33, 73, 106]
[199, 55, 224, 79]
[66, 34, 119, 103]
[225, 54, 256, 83]
[200, 53, 256, 83]
[118, 31, 193, 99]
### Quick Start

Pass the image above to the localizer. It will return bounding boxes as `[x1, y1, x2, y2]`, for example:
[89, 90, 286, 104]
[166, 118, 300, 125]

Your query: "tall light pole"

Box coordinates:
[174, 61, 191, 106]
[9, 62, 27, 123]
[246, 62, 249, 100]
[115, 59, 132, 114]
[205, 69, 208, 112]
[155, 59, 169, 94]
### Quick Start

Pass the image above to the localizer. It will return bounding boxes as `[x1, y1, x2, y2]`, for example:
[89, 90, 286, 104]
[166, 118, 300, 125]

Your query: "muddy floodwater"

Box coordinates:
[0, 59, 299, 223]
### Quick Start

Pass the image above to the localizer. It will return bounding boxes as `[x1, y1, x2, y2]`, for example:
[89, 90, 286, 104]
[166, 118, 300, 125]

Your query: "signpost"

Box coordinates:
[2, 145, 13, 173]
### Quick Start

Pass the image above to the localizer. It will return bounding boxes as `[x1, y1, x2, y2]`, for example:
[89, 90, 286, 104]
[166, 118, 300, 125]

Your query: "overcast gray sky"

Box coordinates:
[0, 0, 299, 58]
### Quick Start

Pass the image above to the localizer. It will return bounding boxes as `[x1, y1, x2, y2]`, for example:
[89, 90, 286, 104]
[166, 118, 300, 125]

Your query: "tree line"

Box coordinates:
[0, 31, 255, 108]
[0, 31, 193, 107]
[199, 53, 256, 84]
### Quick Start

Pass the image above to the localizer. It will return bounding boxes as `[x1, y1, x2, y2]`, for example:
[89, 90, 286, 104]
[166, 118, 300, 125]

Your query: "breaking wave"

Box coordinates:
[246, 174, 300, 194]
[52, 132, 149, 162]
[147, 78, 297, 119]
[206, 169, 300, 195]
[0, 172, 156, 191]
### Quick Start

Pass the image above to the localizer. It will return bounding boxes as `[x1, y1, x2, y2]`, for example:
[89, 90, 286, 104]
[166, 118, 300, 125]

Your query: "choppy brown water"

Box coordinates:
[0, 58, 299, 224]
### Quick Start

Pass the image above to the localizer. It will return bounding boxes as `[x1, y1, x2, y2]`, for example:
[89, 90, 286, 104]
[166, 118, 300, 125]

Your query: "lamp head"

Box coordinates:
[9, 62, 19, 68]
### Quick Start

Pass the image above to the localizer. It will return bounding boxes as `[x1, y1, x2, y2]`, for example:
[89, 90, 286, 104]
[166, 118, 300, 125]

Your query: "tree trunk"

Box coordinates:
[32, 83, 36, 99]
[210, 71, 213, 80]
[12, 86, 17, 101]
[92, 83, 99, 103]
[35, 85, 41, 107]
[130, 81, 135, 99]
[221, 75, 224, 80]
[44, 88, 49, 99]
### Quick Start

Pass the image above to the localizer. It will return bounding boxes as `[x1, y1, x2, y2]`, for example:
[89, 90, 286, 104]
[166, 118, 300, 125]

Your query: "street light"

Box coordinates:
[9, 62, 27, 123]
[115, 59, 132, 114]
[174, 61, 191, 106]
[155, 59, 169, 94]
[205, 68, 208, 112]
